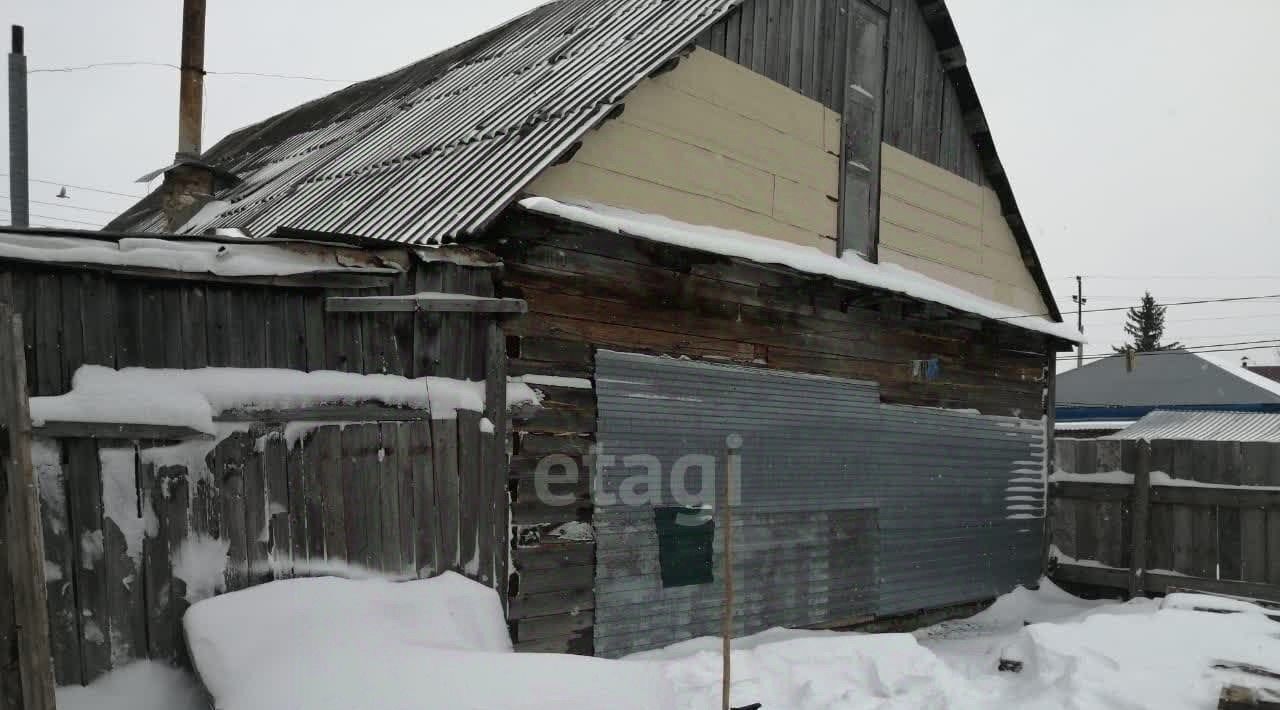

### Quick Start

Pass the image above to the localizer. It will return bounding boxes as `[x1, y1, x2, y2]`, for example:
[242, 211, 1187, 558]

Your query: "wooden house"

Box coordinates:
[93, 0, 1078, 658]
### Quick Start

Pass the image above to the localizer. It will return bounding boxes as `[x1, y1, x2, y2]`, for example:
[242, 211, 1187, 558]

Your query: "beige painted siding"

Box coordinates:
[878, 144, 1047, 314]
[527, 48, 840, 254]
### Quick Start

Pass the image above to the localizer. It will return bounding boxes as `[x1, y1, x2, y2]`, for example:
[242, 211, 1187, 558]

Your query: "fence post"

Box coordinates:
[0, 302, 57, 710]
[483, 318, 508, 607]
[1128, 439, 1152, 598]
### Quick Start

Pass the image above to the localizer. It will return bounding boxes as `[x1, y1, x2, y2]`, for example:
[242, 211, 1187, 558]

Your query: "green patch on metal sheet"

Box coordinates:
[654, 506, 715, 588]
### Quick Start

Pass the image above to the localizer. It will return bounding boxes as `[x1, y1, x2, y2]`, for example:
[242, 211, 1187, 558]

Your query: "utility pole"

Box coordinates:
[8, 25, 29, 227]
[1072, 275, 1087, 368]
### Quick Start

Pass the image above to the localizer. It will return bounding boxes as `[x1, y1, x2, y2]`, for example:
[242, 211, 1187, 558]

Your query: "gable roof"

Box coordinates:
[109, 0, 738, 242]
[106, 0, 1059, 327]
[1058, 350, 1280, 408]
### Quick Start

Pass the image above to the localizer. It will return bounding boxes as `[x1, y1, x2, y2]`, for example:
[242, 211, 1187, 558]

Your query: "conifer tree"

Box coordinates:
[1113, 292, 1181, 353]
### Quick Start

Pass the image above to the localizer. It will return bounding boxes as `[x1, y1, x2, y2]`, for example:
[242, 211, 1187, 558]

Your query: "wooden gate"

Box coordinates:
[0, 301, 56, 710]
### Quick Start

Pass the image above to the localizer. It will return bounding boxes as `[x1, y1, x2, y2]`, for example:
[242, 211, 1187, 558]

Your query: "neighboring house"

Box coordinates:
[1057, 350, 1280, 438]
[104, 0, 1075, 656]
[1247, 364, 1280, 385]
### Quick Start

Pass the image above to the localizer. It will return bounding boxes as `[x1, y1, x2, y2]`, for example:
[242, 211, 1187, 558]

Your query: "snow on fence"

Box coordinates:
[0, 235, 526, 690]
[1049, 438, 1280, 603]
[34, 408, 506, 687]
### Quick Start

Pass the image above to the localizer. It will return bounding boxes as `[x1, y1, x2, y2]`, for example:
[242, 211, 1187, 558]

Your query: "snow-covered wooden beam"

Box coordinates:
[33, 421, 212, 441]
[325, 292, 528, 315]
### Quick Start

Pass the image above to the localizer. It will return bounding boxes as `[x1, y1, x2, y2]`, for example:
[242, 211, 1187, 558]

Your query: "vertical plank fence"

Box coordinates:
[1050, 438, 1280, 602]
[0, 301, 57, 709]
[35, 411, 501, 684]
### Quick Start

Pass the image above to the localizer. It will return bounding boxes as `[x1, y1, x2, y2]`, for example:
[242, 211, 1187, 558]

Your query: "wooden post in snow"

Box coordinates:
[0, 302, 57, 710]
[721, 435, 741, 710]
[1127, 440, 1152, 598]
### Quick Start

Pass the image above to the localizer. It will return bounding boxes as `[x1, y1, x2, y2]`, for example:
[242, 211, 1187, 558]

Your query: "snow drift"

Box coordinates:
[65, 576, 1279, 710]
[184, 572, 675, 710]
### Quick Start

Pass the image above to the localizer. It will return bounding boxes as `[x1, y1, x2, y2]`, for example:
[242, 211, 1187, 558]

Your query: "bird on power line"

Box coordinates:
[56, 186, 69, 199]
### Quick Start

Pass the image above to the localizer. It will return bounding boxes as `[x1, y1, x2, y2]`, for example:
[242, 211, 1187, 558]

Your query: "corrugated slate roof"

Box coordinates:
[1105, 410, 1280, 443]
[108, 0, 738, 245]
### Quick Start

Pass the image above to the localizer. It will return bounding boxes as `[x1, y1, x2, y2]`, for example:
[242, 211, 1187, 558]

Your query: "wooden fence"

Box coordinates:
[35, 410, 503, 686]
[1050, 438, 1280, 602]
[0, 302, 56, 710]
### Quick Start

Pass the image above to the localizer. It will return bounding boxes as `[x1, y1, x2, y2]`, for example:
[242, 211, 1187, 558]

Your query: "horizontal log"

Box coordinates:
[1053, 563, 1280, 604]
[1051, 562, 1130, 590]
[216, 405, 431, 423]
[326, 293, 527, 314]
[508, 587, 595, 620]
[0, 256, 397, 289]
[33, 420, 211, 441]
[512, 543, 596, 571]
[1052, 481, 1280, 508]
[513, 610, 595, 644]
[515, 565, 595, 595]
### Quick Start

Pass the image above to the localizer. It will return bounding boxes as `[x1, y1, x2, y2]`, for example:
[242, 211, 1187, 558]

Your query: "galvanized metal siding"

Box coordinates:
[594, 352, 881, 657]
[593, 351, 1044, 656]
[874, 406, 1045, 614]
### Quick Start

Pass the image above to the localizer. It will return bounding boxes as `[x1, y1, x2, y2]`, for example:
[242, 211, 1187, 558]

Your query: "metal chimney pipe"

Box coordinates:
[177, 0, 206, 158]
[8, 25, 29, 227]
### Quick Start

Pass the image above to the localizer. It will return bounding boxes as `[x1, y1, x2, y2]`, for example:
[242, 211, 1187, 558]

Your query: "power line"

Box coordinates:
[0, 195, 118, 216]
[28, 61, 179, 73]
[28, 61, 353, 83]
[0, 174, 140, 199]
[0, 209, 102, 228]
[1002, 293, 1280, 321]
[1074, 338, 1280, 362]
[206, 69, 353, 83]
[1054, 274, 1280, 281]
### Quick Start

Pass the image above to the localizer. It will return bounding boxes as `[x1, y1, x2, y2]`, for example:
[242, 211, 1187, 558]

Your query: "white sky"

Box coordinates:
[2, 0, 1278, 367]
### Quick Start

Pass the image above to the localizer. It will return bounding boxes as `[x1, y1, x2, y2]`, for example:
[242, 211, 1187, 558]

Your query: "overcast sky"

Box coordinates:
[2, 0, 1278, 368]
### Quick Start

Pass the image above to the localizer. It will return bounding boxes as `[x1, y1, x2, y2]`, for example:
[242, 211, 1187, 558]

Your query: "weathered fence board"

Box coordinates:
[1051, 438, 1280, 603]
[37, 413, 501, 684]
[0, 303, 57, 710]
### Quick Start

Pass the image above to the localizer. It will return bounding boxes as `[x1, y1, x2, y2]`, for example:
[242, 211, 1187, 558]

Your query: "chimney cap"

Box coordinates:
[136, 155, 241, 186]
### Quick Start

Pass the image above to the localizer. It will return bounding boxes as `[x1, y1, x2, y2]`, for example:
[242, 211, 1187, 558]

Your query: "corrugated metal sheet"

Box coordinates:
[592, 350, 1045, 657]
[1105, 410, 1280, 443]
[113, 0, 739, 245]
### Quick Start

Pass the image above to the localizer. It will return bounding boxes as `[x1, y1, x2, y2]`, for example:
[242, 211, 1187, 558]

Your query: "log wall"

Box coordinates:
[488, 207, 1053, 653]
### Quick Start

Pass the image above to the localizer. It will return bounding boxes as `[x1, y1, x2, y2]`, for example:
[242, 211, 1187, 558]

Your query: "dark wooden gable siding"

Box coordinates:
[698, 0, 984, 182]
[698, 0, 1063, 322]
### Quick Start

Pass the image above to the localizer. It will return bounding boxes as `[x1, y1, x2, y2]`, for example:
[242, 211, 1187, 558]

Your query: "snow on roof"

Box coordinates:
[1055, 420, 1135, 432]
[1196, 351, 1280, 399]
[29, 366, 542, 434]
[0, 230, 401, 277]
[519, 197, 1081, 342]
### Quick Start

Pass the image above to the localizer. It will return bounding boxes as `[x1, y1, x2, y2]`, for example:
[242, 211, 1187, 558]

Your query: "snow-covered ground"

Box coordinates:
[58, 575, 1280, 709]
